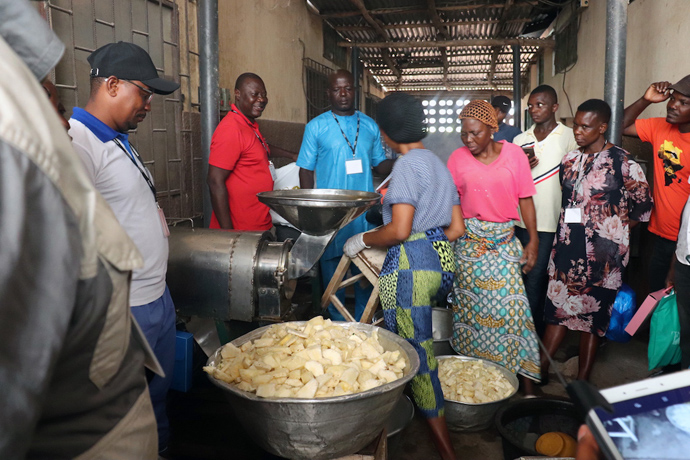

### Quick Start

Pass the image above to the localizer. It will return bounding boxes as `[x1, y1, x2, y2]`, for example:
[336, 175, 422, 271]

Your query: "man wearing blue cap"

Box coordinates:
[69, 41, 179, 455]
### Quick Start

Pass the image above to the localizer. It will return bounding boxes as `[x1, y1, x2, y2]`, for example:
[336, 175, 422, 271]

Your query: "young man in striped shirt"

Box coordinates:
[513, 85, 578, 337]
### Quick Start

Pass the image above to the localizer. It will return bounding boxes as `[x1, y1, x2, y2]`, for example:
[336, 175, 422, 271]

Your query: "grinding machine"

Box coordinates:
[167, 189, 380, 323]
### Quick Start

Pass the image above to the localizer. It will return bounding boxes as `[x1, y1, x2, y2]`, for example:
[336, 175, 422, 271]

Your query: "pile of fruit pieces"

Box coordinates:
[204, 316, 407, 399]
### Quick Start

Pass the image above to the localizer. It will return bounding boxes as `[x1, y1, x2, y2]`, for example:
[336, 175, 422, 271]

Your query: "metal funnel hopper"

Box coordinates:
[257, 189, 380, 236]
[257, 189, 381, 279]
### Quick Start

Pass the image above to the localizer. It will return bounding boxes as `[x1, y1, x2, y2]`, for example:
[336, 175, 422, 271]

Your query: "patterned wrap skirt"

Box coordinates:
[449, 218, 541, 381]
[379, 227, 455, 419]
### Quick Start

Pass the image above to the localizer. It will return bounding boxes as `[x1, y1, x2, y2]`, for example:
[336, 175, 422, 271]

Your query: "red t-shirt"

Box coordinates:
[209, 104, 273, 231]
[636, 118, 690, 240]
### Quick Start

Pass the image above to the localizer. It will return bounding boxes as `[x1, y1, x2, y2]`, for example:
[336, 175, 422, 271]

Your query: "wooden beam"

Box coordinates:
[368, 60, 530, 71]
[486, 0, 514, 89]
[347, 0, 401, 83]
[335, 18, 530, 32]
[427, 0, 449, 39]
[437, 0, 536, 12]
[388, 69, 516, 76]
[365, 49, 538, 65]
[381, 49, 402, 81]
[426, 0, 450, 90]
[380, 87, 514, 94]
[339, 38, 555, 49]
[318, 1, 537, 18]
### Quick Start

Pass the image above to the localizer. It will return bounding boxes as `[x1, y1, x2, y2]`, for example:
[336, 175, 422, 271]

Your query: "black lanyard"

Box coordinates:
[570, 140, 608, 205]
[331, 112, 359, 158]
[231, 109, 270, 158]
[113, 138, 157, 199]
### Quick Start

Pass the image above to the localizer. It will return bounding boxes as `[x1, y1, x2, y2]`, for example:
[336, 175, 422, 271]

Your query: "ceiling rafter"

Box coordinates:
[308, 0, 565, 94]
[339, 38, 555, 49]
[487, 0, 515, 90]
[334, 18, 530, 33]
[318, 1, 539, 19]
[348, 0, 401, 85]
[426, 0, 451, 90]
[368, 60, 532, 71]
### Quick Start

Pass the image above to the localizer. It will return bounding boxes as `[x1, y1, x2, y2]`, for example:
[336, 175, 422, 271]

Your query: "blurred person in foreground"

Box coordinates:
[343, 92, 464, 460]
[0, 0, 158, 457]
[540, 100, 652, 381]
[447, 100, 542, 396]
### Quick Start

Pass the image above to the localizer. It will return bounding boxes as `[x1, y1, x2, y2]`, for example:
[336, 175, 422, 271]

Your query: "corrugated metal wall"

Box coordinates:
[39, 0, 202, 220]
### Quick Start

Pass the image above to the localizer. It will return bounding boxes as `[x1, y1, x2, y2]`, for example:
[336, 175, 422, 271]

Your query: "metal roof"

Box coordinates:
[307, 0, 569, 97]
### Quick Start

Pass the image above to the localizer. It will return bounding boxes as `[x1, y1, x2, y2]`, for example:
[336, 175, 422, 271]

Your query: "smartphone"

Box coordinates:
[522, 145, 535, 159]
[586, 370, 690, 460]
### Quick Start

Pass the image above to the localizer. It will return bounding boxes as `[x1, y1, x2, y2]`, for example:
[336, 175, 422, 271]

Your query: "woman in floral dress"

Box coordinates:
[540, 99, 653, 381]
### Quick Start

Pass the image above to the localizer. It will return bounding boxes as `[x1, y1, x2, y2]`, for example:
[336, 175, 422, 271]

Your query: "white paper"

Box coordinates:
[564, 207, 582, 224]
[345, 159, 363, 175]
[268, 161, 277, 181]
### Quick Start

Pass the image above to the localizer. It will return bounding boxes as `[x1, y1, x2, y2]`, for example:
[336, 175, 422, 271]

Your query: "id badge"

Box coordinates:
[345, 159, 363, 175]
[564, 207, 582, 224]
[157, 204, 170, 237]
[268, 161, 277, 181]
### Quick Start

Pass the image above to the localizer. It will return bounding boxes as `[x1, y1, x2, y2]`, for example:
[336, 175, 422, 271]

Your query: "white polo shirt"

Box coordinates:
[676, 179, 690, 266]
[69, 108, 168, 306]
[514, 122, 578, 233]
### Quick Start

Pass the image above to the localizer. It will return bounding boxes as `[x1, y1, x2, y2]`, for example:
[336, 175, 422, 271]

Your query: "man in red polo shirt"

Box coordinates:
[623, 76, 690, 291]
[208, 72, 296, 230]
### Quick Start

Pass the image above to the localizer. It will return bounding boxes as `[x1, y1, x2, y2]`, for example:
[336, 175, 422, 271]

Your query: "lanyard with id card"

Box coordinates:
[231, 108, 276, 181]
[113, 138, 170, 237]
[565, 152, 597, 225]
[332, 112, 363, 175]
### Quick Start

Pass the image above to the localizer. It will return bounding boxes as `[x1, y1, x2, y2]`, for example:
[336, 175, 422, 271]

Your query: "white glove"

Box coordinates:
[343, 233, 369, 258]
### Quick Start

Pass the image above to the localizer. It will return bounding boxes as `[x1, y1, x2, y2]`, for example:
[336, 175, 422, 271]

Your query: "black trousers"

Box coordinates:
[674, 258, 690, 370]
[515, 227, 556, 337]
[649, 234, 677, 292]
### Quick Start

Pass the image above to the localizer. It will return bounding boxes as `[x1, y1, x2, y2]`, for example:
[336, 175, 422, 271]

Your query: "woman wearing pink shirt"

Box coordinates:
[447, 100, 542, 395]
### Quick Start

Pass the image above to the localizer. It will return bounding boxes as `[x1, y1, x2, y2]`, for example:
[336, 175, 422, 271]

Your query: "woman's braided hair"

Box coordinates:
[458, 99, 498, 129]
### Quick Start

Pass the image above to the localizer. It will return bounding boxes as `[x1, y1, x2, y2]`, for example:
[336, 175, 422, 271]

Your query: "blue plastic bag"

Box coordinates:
[605, 284, 636, 343]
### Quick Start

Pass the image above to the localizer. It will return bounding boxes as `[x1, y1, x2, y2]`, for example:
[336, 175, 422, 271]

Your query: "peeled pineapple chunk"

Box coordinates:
[204, 317, 408, 399]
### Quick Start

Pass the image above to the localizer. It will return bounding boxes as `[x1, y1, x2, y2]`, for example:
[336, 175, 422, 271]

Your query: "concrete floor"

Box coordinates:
[394, 334, 652, 460]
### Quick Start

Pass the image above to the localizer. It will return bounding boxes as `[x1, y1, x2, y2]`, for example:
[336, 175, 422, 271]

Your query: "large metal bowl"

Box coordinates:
[206, 322, 420, 460]
[437, 355, 519, 432]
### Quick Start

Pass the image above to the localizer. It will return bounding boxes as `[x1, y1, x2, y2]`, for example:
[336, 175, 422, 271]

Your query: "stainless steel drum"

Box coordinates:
[168, 228, 292, 322]
[167, 189, 381, 322]
[206, 322, 420, 460]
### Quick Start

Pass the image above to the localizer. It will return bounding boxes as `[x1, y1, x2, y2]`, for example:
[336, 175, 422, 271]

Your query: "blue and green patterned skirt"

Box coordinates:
[379, 227, 455, 419]
[449, 218, 541, 381]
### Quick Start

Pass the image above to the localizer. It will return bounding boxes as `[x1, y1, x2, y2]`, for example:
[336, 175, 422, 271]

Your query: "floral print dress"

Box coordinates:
[544, 145, 653, 336]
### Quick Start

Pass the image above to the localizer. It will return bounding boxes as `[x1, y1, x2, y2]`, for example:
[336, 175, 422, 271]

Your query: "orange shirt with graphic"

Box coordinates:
[636, 118, 690, 240]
